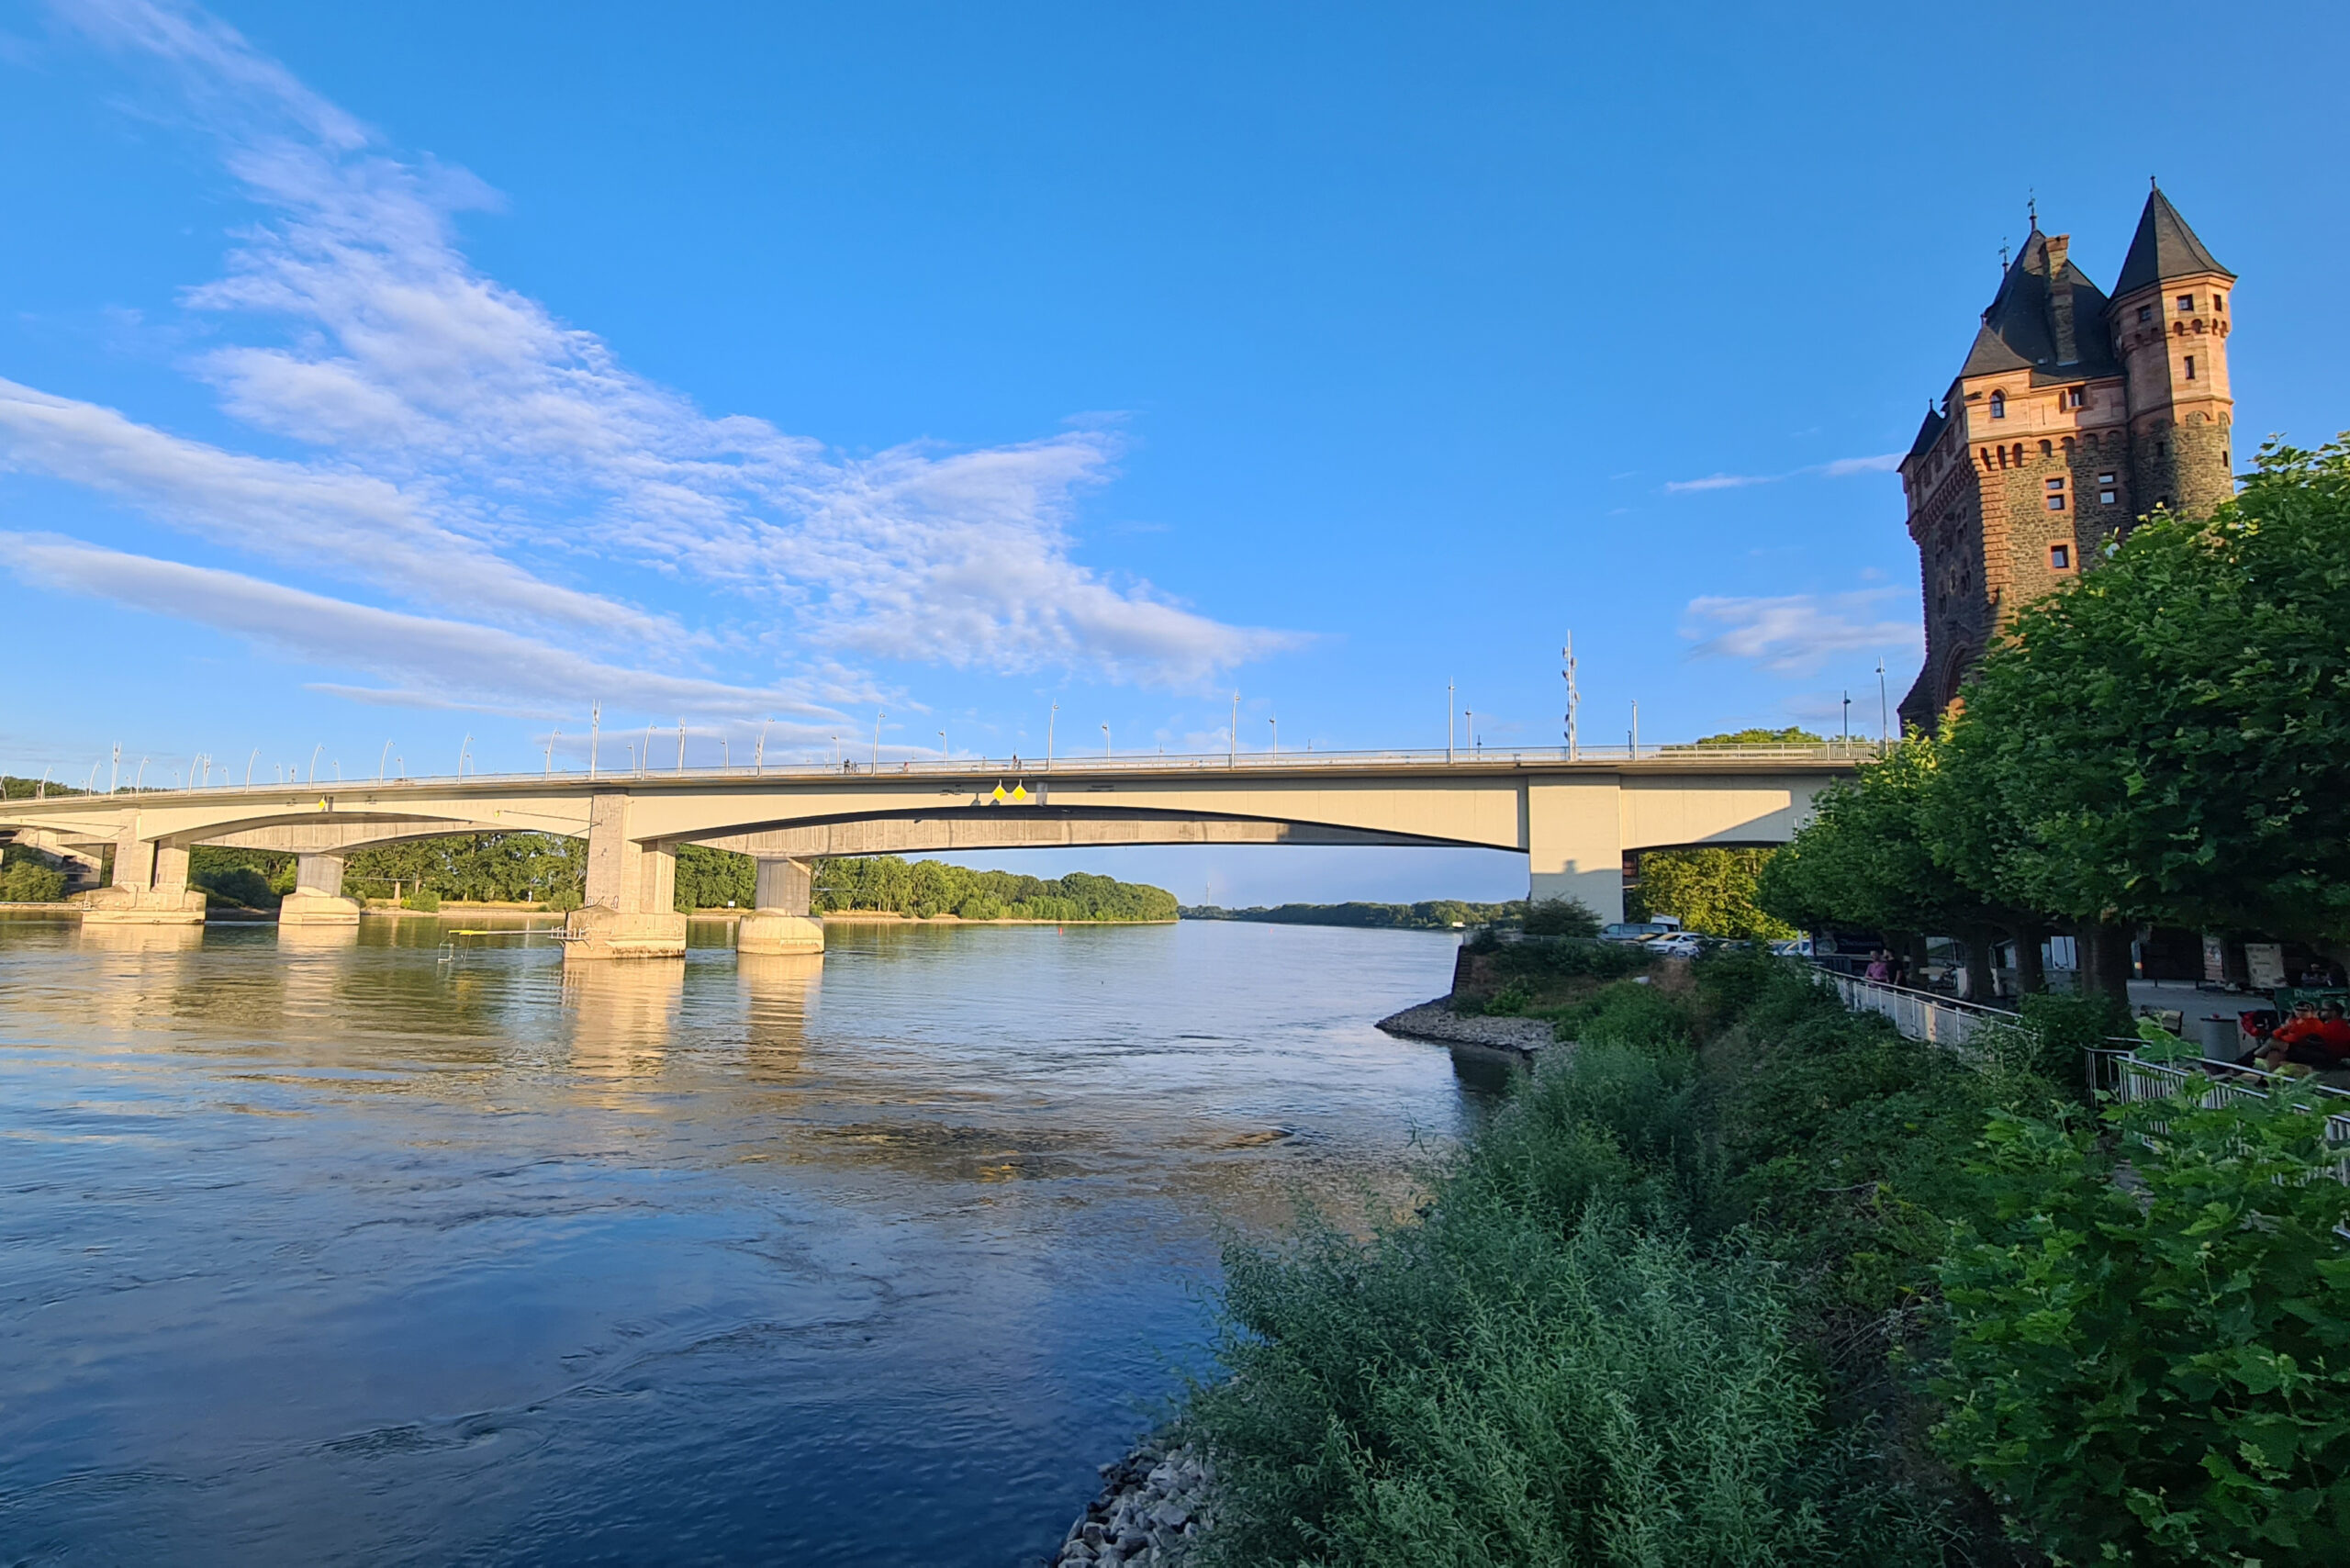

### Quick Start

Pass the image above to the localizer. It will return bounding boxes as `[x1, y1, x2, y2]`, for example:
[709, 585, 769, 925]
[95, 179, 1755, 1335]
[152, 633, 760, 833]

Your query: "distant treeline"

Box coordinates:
[1181, 899, 1522, 931]
[179, 835, 1174, 921]
[813, 857, 1176, 922]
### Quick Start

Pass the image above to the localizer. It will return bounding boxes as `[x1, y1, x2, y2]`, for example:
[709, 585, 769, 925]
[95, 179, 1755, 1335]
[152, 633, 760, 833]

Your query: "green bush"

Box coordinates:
[1935, 1087, 2350, 1564]
[1467, 933, 1653, 986]
[1184, 1032, 1928, 1565]
[1520, 894, 1602, 936]
[0, 860, 67, 902]
[194, 863, 278, 910]
[543, 885, 582, 913]
[400, 890, 441, 912]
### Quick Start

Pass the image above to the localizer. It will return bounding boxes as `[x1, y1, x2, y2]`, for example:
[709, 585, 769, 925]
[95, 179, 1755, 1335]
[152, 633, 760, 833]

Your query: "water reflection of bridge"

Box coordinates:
[0, 745, 1870, 958]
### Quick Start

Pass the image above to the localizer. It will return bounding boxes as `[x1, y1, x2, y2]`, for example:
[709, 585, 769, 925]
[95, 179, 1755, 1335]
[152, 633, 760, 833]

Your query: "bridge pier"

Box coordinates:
[1526, 778, 1626, 924]
[565, 793, 687, 961]
[79, 824, 207, 925]
[279, 852, 362, 927]
[739, 856, 824, 956]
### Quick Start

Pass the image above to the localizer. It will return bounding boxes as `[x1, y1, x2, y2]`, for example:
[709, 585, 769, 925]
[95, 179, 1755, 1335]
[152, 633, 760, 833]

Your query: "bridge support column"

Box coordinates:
[280, 853, 361, 927]
[79, 824, 207, 925]
[1526, 778, 1625, 924]
[740, 857, 823, 956]
[565, 793, 686, 961]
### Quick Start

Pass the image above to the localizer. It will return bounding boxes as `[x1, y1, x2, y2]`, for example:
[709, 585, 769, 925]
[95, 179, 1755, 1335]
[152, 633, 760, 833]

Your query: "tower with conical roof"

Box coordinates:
[1896, 186, 2235, 730]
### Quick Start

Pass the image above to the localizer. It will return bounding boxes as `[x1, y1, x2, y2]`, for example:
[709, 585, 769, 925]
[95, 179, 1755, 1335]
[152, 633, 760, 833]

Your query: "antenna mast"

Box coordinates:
[1562, 635, 1581, 761]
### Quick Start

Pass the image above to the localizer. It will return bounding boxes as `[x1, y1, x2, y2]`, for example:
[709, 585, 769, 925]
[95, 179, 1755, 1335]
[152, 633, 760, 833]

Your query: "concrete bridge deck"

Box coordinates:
[0, 743, 1873, 958]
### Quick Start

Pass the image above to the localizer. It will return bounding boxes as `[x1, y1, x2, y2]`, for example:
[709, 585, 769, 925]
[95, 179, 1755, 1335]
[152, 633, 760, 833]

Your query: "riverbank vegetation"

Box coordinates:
[1761, 438, 2350, 986]
[180, 838, 1176, 920]
[1180, 900, 1521, 931]
[813, 856, 1176, 922]
[1177, 952, 2350, 1564]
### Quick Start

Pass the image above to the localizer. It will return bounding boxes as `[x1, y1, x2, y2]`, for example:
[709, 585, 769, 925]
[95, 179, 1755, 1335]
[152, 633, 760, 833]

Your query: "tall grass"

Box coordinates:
[1178, 957, 2078, 1565]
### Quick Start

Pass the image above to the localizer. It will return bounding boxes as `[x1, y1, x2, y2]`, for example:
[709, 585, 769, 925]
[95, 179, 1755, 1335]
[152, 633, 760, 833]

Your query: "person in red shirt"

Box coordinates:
[2261, 1002, 2349, 1071]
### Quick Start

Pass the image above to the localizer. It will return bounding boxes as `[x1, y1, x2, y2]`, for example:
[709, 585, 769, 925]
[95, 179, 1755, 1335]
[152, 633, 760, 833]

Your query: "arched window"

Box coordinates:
[2039, 440, 2053, 456]
[1989, 391, 2007, 419]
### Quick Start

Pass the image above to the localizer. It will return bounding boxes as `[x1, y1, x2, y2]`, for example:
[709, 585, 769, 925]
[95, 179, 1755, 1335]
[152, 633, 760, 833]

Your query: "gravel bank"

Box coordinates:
[1375, 996, 1556, 1055]
[1050, 1438, 1214, 1566]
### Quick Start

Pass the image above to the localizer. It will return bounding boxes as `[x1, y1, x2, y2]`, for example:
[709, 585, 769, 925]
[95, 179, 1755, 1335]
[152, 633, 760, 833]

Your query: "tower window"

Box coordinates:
[2138, 305, 2154, 323]
[2051, 543, 2072, 569]
[2184, 355, 2197, 380]
[2047, 494, 2066, 510]
[2058, 387, 2087, 410]
[2177, 293, 2195, 313]
[2099, 489, 2117, 504]
[2097, 471, 2116, 484]
[2215, 293, 2226, 312]
[2039, 440, 2053, 456]
[1989, 391, 2006, 419]
[2045, 477, 2065, 491]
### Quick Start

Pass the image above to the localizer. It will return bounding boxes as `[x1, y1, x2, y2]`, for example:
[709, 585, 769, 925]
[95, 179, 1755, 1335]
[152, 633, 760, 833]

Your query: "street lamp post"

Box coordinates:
[871, 710, 885, 769]
[1102, 722, 1111, 758]
[1876, 658, 1889, 751]
[378, 740, 392, 782]
[1447, 680, 1455, 762]
[1464, 710, 1473, 755]
[1046, 704, 1058, 769]
[459, 734, 473, 777]
[544, 729, 558, 777]
[1268, 717, 1278, 756]
[939, 729, 947, 762]
[588, 703, 600, 780]
[677, 718, 688, 775]
[641, 723, 653, 778]
[755, 720, 770, 775]
[1229, 692, 1238, 767]
[1841, 691, 1852, 745]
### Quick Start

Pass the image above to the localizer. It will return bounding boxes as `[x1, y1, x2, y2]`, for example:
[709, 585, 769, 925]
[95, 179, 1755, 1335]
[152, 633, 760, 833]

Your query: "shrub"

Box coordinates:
[543, 885, 582, 913]
[1520, 895, 1602, 936]
[0, 860, 67, 902]
[195, 864, 278, 910]
[1936, 1086, 2350, 1563]
[400, 890, 441, 912]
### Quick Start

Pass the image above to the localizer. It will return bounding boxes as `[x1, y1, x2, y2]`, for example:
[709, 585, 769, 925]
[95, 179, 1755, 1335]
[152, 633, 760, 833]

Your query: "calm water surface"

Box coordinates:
[0, 915, 1504, 1565]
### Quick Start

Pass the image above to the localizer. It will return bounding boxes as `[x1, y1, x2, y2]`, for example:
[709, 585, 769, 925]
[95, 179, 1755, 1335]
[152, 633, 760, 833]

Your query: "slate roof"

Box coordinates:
[1905, 404, 1947, 461]
[1961, 227, 2121, 385]
[2113, 186, 2233, 298]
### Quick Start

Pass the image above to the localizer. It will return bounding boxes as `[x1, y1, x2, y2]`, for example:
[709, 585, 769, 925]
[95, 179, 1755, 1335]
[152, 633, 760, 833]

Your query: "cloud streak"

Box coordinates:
[1664, 452, 1901, 494]
[1680, 588, 1921, 676]
[0, 532, 840, 725]
[0, 0, 1293, 711]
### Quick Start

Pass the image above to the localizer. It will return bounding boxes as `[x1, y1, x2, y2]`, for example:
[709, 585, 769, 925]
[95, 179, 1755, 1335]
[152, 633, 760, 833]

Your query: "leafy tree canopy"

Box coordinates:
[1943, 437, 2350, 939]
[1693, 727, 1824, 746]
[1630, 848, 1796, 940]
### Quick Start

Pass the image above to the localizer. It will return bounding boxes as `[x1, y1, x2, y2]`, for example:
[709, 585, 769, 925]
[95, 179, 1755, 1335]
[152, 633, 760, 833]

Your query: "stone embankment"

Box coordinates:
[1051, 1438, 1213, 1566]
[1375, 996, 1555, 1055]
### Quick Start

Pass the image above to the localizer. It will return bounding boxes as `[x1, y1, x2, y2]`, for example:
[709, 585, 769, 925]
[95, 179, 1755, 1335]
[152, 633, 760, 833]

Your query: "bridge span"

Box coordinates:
[0, 744, 1869, 958]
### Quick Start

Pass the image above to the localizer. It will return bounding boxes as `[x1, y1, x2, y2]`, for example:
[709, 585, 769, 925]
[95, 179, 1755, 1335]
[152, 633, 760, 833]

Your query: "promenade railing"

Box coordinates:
[1813, 969, 2010, 1051]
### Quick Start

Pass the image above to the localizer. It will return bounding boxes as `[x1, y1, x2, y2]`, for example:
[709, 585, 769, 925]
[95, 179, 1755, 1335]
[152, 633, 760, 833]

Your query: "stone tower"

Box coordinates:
[1896, 186, 2235, 731]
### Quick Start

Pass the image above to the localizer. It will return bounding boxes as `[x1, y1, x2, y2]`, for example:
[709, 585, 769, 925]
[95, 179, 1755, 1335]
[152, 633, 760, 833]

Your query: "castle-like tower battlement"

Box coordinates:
[1897, 186, 2234, 730]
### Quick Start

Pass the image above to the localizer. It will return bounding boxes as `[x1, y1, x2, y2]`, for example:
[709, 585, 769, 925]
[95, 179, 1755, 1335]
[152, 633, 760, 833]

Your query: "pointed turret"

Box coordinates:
[2113, 185, 2233, 298]
[2106, 185, 2236, 519]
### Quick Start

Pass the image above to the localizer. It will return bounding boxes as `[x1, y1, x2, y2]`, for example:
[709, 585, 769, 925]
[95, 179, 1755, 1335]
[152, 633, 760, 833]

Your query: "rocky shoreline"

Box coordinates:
[1050, 1437, 1214, 1566]
[1374, 995, 1556, 1055]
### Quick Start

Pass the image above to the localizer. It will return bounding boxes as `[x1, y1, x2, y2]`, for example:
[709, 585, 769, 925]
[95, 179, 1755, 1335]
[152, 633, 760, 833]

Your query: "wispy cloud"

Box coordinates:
[1681, 588, 1921, 676]
[0, 0, 1294, 710]
[1664, 452, 1901, 494]
[0, 532, 842, 726]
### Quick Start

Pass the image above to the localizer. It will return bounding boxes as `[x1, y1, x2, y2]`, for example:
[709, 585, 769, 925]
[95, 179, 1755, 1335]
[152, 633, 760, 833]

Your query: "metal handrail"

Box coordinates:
[9, 740, 1886, 803]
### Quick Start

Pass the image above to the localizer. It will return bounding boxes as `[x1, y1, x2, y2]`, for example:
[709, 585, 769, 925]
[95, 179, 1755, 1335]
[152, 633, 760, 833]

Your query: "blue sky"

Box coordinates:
[4, 0, 2345, 903]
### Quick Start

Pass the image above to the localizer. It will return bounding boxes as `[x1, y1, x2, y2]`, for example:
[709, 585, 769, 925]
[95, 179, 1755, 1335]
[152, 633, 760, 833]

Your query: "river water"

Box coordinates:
[0, 914, 1502, 1565]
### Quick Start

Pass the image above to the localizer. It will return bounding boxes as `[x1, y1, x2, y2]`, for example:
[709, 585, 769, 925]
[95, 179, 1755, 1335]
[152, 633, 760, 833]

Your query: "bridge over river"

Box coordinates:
[0, 743, 1870, 958]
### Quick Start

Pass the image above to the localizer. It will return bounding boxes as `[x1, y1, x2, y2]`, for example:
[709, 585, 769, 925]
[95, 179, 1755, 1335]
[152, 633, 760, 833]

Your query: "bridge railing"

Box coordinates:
[62, 739, 1890, 798]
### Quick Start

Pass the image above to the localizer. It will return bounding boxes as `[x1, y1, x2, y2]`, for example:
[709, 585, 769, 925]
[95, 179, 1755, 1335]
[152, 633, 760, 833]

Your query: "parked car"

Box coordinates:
[1600, 921, 1681, 944]
[1769, 937, 1814, 958]
[1642, 933, 1704, 958]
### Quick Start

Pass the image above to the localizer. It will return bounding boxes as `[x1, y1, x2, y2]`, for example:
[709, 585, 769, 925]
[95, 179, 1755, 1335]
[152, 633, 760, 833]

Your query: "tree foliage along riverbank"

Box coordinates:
[181, 837, 1177, 922]
[1179, 901, 1522, 931]
[1762, 437, 2350, 982]
[1174, 952, 2350, 1565]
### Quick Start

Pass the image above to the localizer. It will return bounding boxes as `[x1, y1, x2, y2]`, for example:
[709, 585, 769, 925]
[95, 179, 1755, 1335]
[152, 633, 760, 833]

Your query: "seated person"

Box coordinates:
[2319, 1002, 2350, 1057]
[2259, 1002, 2345, 1071]
[1863, 951, 1891, 982]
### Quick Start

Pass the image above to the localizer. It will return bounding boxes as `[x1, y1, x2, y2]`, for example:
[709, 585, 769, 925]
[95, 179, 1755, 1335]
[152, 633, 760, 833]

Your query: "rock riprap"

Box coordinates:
[1052, 1439, 1213, 1566]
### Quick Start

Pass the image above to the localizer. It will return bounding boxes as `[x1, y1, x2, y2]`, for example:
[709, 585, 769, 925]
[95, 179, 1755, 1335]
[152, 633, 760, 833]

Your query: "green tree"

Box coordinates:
[1629, 847, 1796, 940]
[1757, 734, 2020, 994]
[1694, 726, 1826, 746]
[1941, 437, 2350, 942]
